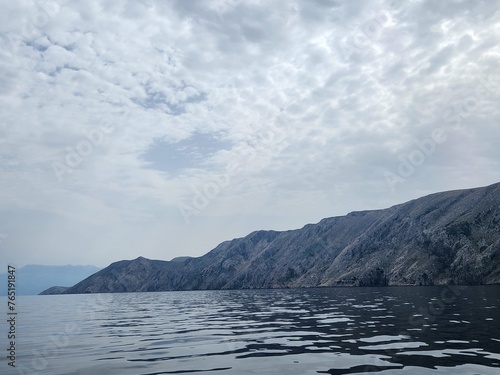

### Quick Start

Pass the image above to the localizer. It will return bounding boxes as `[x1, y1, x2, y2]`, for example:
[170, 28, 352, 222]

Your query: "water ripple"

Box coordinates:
[2, 286, 500, 374]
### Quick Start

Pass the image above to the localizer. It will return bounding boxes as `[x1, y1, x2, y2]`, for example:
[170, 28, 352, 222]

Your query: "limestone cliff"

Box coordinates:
[61, 182, 500, 293]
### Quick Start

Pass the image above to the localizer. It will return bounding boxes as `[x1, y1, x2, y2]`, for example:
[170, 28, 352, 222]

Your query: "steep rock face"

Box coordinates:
[64, 182, 500, 293]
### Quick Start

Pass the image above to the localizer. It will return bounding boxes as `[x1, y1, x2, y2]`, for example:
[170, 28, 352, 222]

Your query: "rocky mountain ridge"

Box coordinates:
[46, 182, 500, 294]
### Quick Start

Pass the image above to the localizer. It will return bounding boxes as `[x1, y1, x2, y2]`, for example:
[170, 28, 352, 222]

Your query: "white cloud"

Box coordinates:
[0, 0, 499, 270]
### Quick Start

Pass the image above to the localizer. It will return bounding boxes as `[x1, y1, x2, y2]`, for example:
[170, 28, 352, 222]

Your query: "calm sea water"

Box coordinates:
[1, 286, 500, 374]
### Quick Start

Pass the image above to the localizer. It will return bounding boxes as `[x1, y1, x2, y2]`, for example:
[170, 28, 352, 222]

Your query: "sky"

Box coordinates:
[0, 0, 499, 270]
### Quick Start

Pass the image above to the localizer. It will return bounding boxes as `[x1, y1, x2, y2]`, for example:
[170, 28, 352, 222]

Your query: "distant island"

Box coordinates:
[40, 182, 500, 295]
[0, 265, 100, 296]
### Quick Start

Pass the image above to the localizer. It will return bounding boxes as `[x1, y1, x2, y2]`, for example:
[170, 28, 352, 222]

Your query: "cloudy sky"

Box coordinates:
[1, 0, 499, 270]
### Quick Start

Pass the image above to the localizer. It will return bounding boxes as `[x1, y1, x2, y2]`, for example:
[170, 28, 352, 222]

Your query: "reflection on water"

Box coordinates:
[2, 286, 499, 374]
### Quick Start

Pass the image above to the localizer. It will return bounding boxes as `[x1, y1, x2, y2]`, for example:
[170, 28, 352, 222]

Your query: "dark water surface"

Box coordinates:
[2, 286, 500, 374]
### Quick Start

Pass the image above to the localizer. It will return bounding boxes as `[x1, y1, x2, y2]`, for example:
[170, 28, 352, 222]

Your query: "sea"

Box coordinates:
[1, 286, 500, 374]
